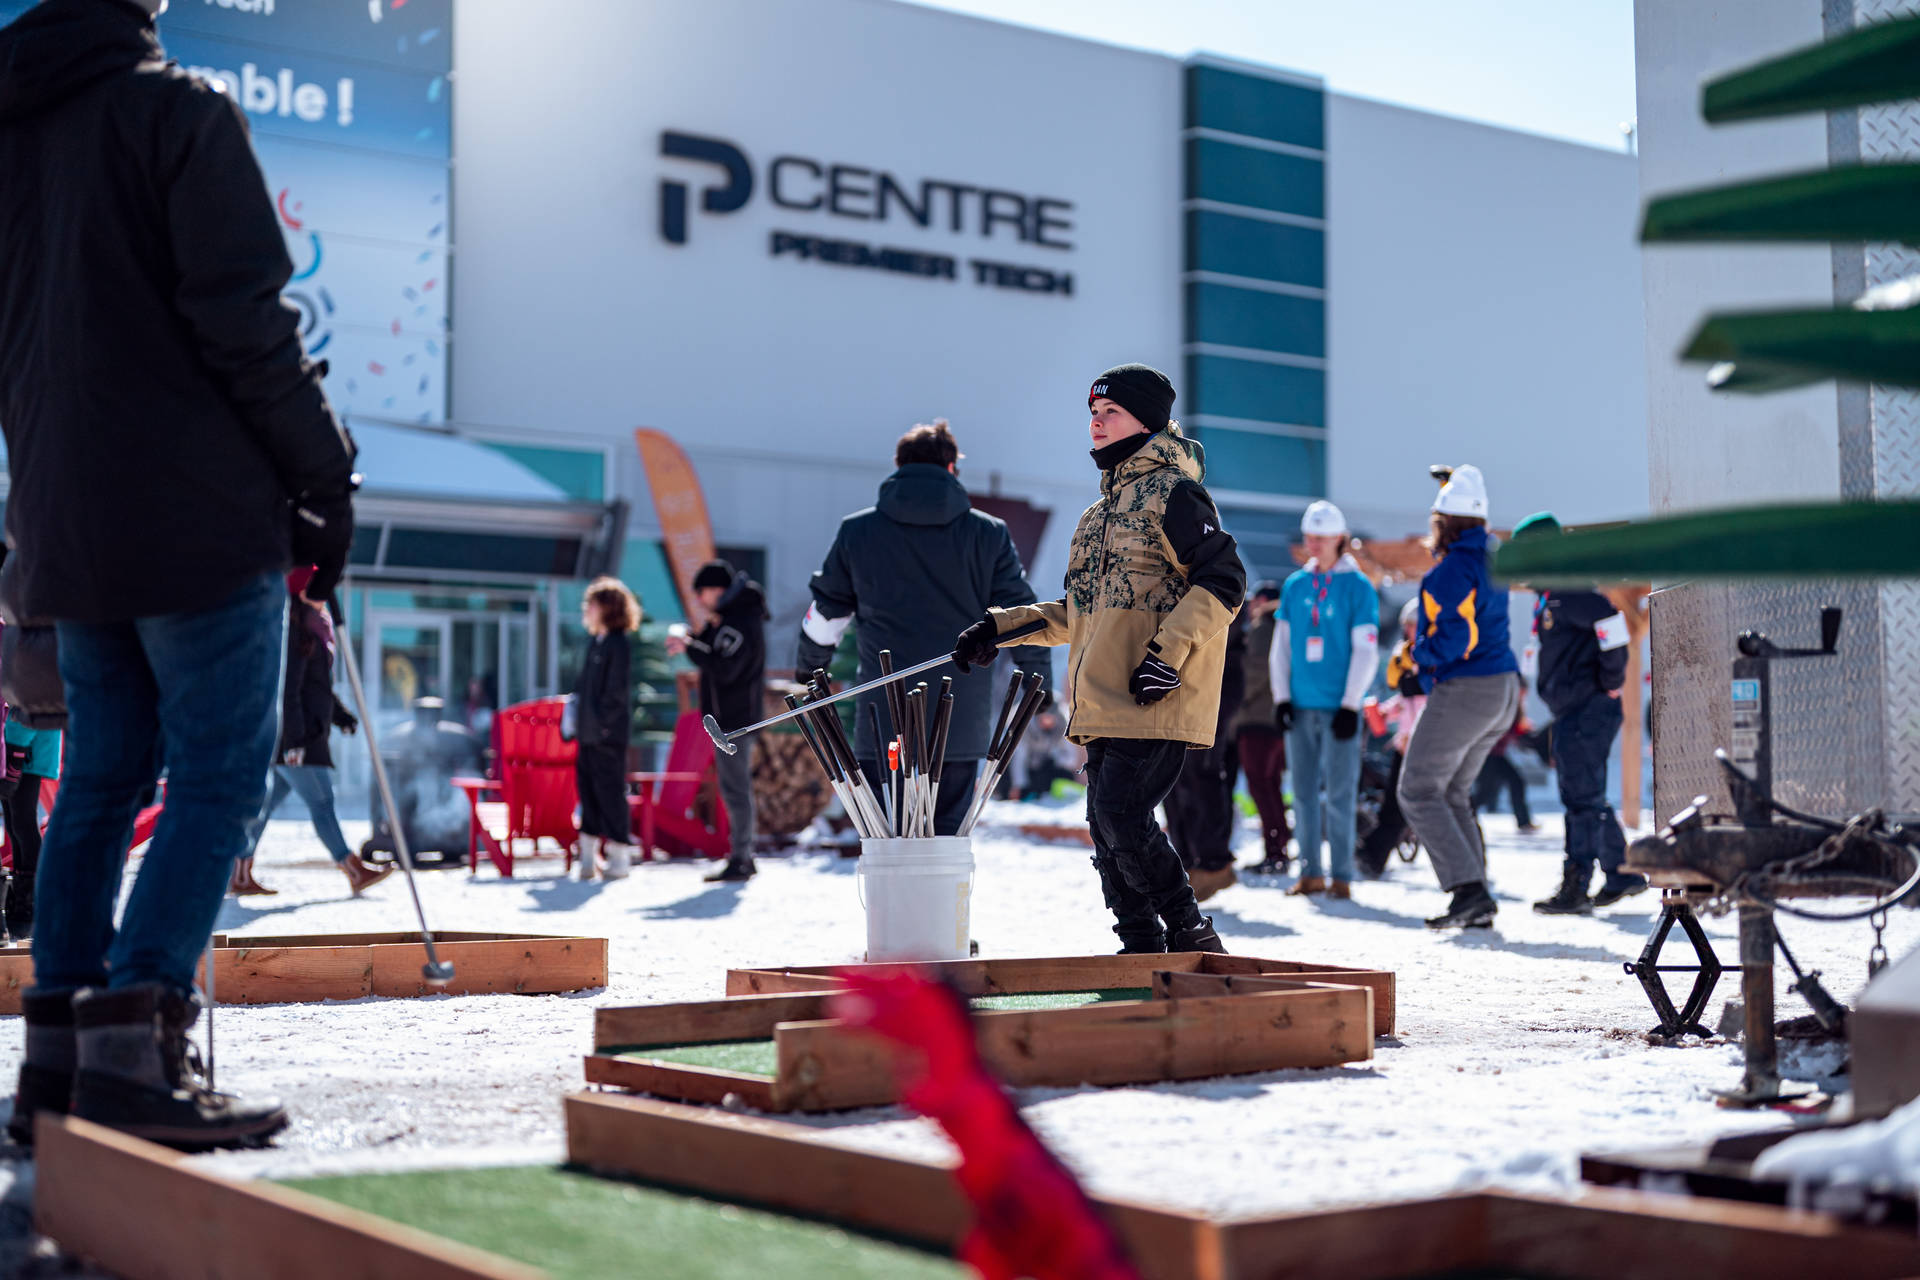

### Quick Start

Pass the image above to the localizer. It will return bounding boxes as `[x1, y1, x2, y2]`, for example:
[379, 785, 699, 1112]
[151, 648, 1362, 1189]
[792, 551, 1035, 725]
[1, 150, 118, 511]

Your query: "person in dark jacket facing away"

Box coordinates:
[1509, 513, 1648, 914]
[1232, 581, 1292, 875]
[670, 560, 767, 883]
[0, 0, 357, 1150]
[1164, 609, 1246, 902]
[799, 421, 1050, 835]
[1397, 466, 1519, 930]
[573, 578, 639, 882]
[233, 570, 393, 899]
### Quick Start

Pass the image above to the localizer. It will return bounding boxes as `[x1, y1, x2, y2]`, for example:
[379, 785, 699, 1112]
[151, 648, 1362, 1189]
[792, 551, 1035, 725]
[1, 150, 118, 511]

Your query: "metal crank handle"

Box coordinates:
[704, 618, 1048, 755]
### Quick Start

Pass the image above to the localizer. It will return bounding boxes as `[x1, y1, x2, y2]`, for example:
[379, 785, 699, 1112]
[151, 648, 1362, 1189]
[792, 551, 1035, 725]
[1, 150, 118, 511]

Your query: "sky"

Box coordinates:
[899, 0, 1639, 153]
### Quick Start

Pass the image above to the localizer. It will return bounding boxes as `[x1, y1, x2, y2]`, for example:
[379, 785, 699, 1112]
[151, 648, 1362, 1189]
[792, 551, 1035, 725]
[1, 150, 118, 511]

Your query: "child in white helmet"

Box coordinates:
[1270, 501, 1379, 898]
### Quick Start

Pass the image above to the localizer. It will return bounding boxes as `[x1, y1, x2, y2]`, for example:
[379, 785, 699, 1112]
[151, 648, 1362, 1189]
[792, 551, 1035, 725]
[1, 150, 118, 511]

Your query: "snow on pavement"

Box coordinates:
[5, 799, 1915, 1227]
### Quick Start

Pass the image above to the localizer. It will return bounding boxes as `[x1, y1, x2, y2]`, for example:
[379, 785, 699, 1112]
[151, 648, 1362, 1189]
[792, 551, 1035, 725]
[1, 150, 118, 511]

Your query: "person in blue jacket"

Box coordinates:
[1270, 501, 1379, 897]
[1397, 465, 1520, 929]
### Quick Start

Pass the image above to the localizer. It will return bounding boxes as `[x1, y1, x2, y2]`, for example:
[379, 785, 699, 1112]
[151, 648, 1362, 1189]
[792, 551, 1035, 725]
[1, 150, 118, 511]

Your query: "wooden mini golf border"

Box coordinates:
[585, 976, 1375, 1112]
[0, 931, 607, 1013]
[726, 951, 1397, 1036]
[37, 1101, 1920, 1280]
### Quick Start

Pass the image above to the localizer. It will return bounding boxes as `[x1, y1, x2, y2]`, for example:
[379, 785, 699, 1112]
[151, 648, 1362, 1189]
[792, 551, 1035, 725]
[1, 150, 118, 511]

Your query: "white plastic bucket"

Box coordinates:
[856, 835, 974, 962]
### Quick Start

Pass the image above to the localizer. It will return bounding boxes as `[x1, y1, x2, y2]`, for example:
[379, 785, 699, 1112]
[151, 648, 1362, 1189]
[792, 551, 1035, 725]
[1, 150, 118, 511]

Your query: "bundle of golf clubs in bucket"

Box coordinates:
[783, 658, 1048, 840]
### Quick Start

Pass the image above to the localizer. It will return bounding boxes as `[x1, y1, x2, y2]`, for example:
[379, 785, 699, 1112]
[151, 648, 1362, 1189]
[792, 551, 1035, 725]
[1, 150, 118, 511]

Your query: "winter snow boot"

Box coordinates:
[1286, 876, 1328, 897]
[341, 853, 394, 896]
[1115, 928, 1167, 955]
[8, 987, 76, 1147]
[575, 844, 598, 881]
[1189, 864, 1237, 902]
[601, 842, 634, 881]
[1592, 872, 1650, 908]
[71, 983, 288, 1151]
[1167, 915, 1227, 954]
[6, 868, 32, 940]
[1246, 855, 1291, 876]
[705, 858, 756, 883]
[1425, 882, 1498, 930]
[1533, 864, 1594, 916]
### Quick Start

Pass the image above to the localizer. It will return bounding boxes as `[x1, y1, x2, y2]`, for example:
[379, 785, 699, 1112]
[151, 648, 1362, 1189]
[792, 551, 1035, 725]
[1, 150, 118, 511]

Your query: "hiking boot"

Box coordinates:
[228, 863, 276, 896]
[1355, 849, 1390, 880]
[1592, 873, 1650, 908]
[705, 859, 756, 883]
[1286, 876, 1328, 897]
[1533, 865, 1594, 916]
[1326, 880, 1352, 900]
[1167, 916, 1227, 954]
[72, 983, 288, 1151]
[342, 853, 394, 896]
[8, 987, 76, 1147]
[1425, 882, 1498, 930]
[1189, 864, 1237, 903]
[602, 842, 633, 881]
[1116, 935, 1167, 955]
[1245, 855, 1290, 876]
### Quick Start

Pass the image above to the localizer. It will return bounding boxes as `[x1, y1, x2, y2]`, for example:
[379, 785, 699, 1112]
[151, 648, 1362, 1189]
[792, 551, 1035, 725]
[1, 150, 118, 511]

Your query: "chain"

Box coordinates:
[1702, 810, 1884, 917]
[1870, 907, 1891, 979]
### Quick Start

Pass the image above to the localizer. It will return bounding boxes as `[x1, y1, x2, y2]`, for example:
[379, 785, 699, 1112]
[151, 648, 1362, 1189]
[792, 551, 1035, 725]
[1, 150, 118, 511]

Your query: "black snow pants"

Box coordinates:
[1085, 737, 1201, 949]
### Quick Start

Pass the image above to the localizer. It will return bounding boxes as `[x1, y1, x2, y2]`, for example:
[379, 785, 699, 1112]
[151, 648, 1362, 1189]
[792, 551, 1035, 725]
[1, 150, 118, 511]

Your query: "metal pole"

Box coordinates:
[1738, 902, 1778, 1101]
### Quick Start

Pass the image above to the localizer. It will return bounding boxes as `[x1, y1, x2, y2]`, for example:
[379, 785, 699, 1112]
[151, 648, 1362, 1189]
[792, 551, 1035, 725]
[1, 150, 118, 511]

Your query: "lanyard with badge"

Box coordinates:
[1305, 571, 1330, 664]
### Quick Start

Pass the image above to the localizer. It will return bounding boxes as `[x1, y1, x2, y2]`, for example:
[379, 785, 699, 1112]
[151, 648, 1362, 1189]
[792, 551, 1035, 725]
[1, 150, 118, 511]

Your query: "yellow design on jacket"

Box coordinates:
[1424, 587, 1480, 658]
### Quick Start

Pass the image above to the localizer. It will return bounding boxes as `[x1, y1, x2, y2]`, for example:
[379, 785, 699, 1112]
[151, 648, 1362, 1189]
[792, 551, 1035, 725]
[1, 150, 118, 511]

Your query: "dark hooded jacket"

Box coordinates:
[278, 595, 344, 768]
[800, 464, 1048, 760]
[0, 0, 354, 623]
[685, 570, 767, 733]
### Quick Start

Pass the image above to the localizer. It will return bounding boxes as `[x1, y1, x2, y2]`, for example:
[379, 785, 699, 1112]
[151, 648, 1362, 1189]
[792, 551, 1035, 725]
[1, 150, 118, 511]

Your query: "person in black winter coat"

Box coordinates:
[798, 421, 1050, 835]
[232, 573, 393, 898]
[0, 0, 356, 1152]
[671, 561, 767, 882]
[1164, 609, 1247, 901]
[1509, 514, 1647, 915]
[573, 578, 639, 882]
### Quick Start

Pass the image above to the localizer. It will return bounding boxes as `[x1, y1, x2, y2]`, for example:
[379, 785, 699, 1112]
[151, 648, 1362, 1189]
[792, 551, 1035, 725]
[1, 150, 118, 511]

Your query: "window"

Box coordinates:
[1185, 138, 1323, 220]
[1186, 211, 1324, 289]
[1186, 282, 1324, 357]
[1187, 354, 1325, 427]
[1195, 428, 1325, 498]
[479, 442, 606, 502]
[1187, 65, 1324, 151]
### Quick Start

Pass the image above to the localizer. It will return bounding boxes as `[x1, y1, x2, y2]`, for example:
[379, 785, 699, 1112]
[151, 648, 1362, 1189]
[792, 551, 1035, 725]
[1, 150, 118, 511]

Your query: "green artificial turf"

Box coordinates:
[603, 989, 1153, 1079]
[283, 1165, 962, 1280]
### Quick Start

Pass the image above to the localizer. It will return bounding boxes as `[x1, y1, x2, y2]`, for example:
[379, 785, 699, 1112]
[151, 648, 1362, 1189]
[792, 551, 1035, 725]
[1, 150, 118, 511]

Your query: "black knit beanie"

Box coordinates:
[692, 560, 734, 592]
[1088, 364, 1175, 434]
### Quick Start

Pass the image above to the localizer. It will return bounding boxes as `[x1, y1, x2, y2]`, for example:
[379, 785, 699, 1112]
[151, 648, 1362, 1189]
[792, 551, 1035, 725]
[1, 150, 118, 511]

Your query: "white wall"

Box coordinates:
[1323, 94, 1649, 540]
[452, 0, 1182, 621]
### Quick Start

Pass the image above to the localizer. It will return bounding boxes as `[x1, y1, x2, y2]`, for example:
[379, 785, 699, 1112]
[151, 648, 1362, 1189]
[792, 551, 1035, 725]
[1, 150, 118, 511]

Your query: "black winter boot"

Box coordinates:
[1167, 915, 1227, 954]
[72, 983, 288, 1151]
[704, 858, 756, 882]
[1116, 930, 1167, 955]
[1533, 864, 1594, 916]
[8, 987, 77, 1146]
[5, 867, 31, 940]
[1426, 882, 1497, 930]
[1592, 873, 1650, 908]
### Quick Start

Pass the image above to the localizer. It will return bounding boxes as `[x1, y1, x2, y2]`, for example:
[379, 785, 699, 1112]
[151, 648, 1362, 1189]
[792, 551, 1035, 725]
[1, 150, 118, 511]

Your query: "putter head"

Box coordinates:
[704, 713, 737, 756]
[422, 961, 456, 985]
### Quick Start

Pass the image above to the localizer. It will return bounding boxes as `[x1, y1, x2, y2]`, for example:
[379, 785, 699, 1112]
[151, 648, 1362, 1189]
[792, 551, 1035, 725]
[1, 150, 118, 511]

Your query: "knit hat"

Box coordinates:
[1510, 511, 1562, 541]
[1253, 579, 1281, 601]
[1301, 500, 1348, 537]
[1433, 464, 1489, 518]
[692, 560, 734, 591]
[1088, 364, 1176, 434]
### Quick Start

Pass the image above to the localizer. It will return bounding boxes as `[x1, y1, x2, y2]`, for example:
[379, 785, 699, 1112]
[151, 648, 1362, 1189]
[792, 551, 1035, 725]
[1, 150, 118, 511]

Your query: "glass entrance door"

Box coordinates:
[365, 611, 452, 725]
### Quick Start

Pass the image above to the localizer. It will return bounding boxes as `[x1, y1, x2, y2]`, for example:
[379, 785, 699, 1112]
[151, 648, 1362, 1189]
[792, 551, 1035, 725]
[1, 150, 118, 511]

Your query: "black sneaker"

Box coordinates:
[72, 983, 288, 1152]
[704, 860, 756, 883]
[1167, 916, 1227, 954]
[1245, 856, 1291, 876]
[1592, 873, 1650, 908]
[1533, 865, 1594, 916]
[1426, 883, 1497, 930]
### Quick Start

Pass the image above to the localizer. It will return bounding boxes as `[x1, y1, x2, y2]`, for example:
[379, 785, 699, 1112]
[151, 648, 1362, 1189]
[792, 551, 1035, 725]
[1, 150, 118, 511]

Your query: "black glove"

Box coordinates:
[1331, 707, 1360, 740]
[1128, 647, 1181, 705]
[1395, 668, 1424, 698]
[1275, 701, 1294, 732]
[331, 696, 359, 735]
[952, 615, 1001, 673]
[291, 487, 355, 605]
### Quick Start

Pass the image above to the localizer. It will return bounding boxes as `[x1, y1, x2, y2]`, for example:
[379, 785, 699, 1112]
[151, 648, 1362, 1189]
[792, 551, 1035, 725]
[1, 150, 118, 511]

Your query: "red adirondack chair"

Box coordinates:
[631, 711, 728, 860]
[454, 697, 579, 877]
[22, 778, 163, 864]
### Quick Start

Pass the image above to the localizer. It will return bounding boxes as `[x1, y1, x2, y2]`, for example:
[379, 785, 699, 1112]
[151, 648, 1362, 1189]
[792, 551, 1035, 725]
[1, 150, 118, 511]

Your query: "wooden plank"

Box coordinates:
[222, 931, 553, 947]
[208, 945, 374, 1004]
[726, 953, 1213, 997]
[595, 992, 834, 1048]
[370, 937, 606, 998]
[1154, 969, 1396, 1037]
[34, 1115, 542, 1280]
[1196, 956, 1397, 1035]
[562, 1092, 1218, 1280]
[1214, 1193, 1490, 1280]
[582, 1055, 779, 1111]
[725, 969, 847, 996]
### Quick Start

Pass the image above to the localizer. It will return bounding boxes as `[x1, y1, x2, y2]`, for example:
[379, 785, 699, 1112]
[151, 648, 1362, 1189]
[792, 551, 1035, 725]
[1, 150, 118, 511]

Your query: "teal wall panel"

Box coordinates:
[1195, 429, 1325, 496]
[1187, 65, 1324, 150]
[1185, 211, 1324, 289]
[1185, 282, 1324, 357]
[1185, 138, 1323, 219]
[1187, 353, 1325, 426]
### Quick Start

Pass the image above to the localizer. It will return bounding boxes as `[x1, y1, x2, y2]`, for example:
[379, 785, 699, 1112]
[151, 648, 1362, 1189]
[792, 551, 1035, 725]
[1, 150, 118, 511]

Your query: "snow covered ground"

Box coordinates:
[4, 792, 1916, 1268]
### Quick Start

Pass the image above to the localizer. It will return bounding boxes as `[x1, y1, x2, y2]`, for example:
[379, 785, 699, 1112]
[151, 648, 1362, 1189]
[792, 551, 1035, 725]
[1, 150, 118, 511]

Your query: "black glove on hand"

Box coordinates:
[1331, 707, 1360, 740]
[331, 696, 359, 735]
[1275, 701, 1294, 732]
[1395, 669, 1424, 698]
[952, 615, 1001, 673]
[1128, 648, 1181, 706]
[292, 488, 355, 605]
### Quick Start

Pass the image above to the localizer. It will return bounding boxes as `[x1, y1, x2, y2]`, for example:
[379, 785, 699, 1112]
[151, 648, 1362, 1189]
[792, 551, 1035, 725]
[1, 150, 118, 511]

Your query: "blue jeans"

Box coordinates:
[33, 571, 286, 994]
[250, 765, 352, 865]
[1288, 708, 1361, 881]
[1552, 693, 1628, 880]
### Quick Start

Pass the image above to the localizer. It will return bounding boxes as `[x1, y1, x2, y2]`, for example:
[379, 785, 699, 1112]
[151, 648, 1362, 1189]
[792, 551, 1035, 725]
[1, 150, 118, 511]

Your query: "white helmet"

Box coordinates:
[1300, 500, 1348, 536]
[1433, 464, 1488, 518]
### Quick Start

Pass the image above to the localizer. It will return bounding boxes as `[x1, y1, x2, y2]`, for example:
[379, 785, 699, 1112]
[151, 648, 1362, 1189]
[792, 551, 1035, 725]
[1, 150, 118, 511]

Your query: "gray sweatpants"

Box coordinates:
[1398, 673, 1521, 891]
[715, 744, 756, 865]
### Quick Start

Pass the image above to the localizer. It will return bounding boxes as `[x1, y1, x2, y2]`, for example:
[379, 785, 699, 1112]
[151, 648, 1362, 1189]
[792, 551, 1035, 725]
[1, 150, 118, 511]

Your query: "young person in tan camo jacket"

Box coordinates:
[952, 365, 1246, 954]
